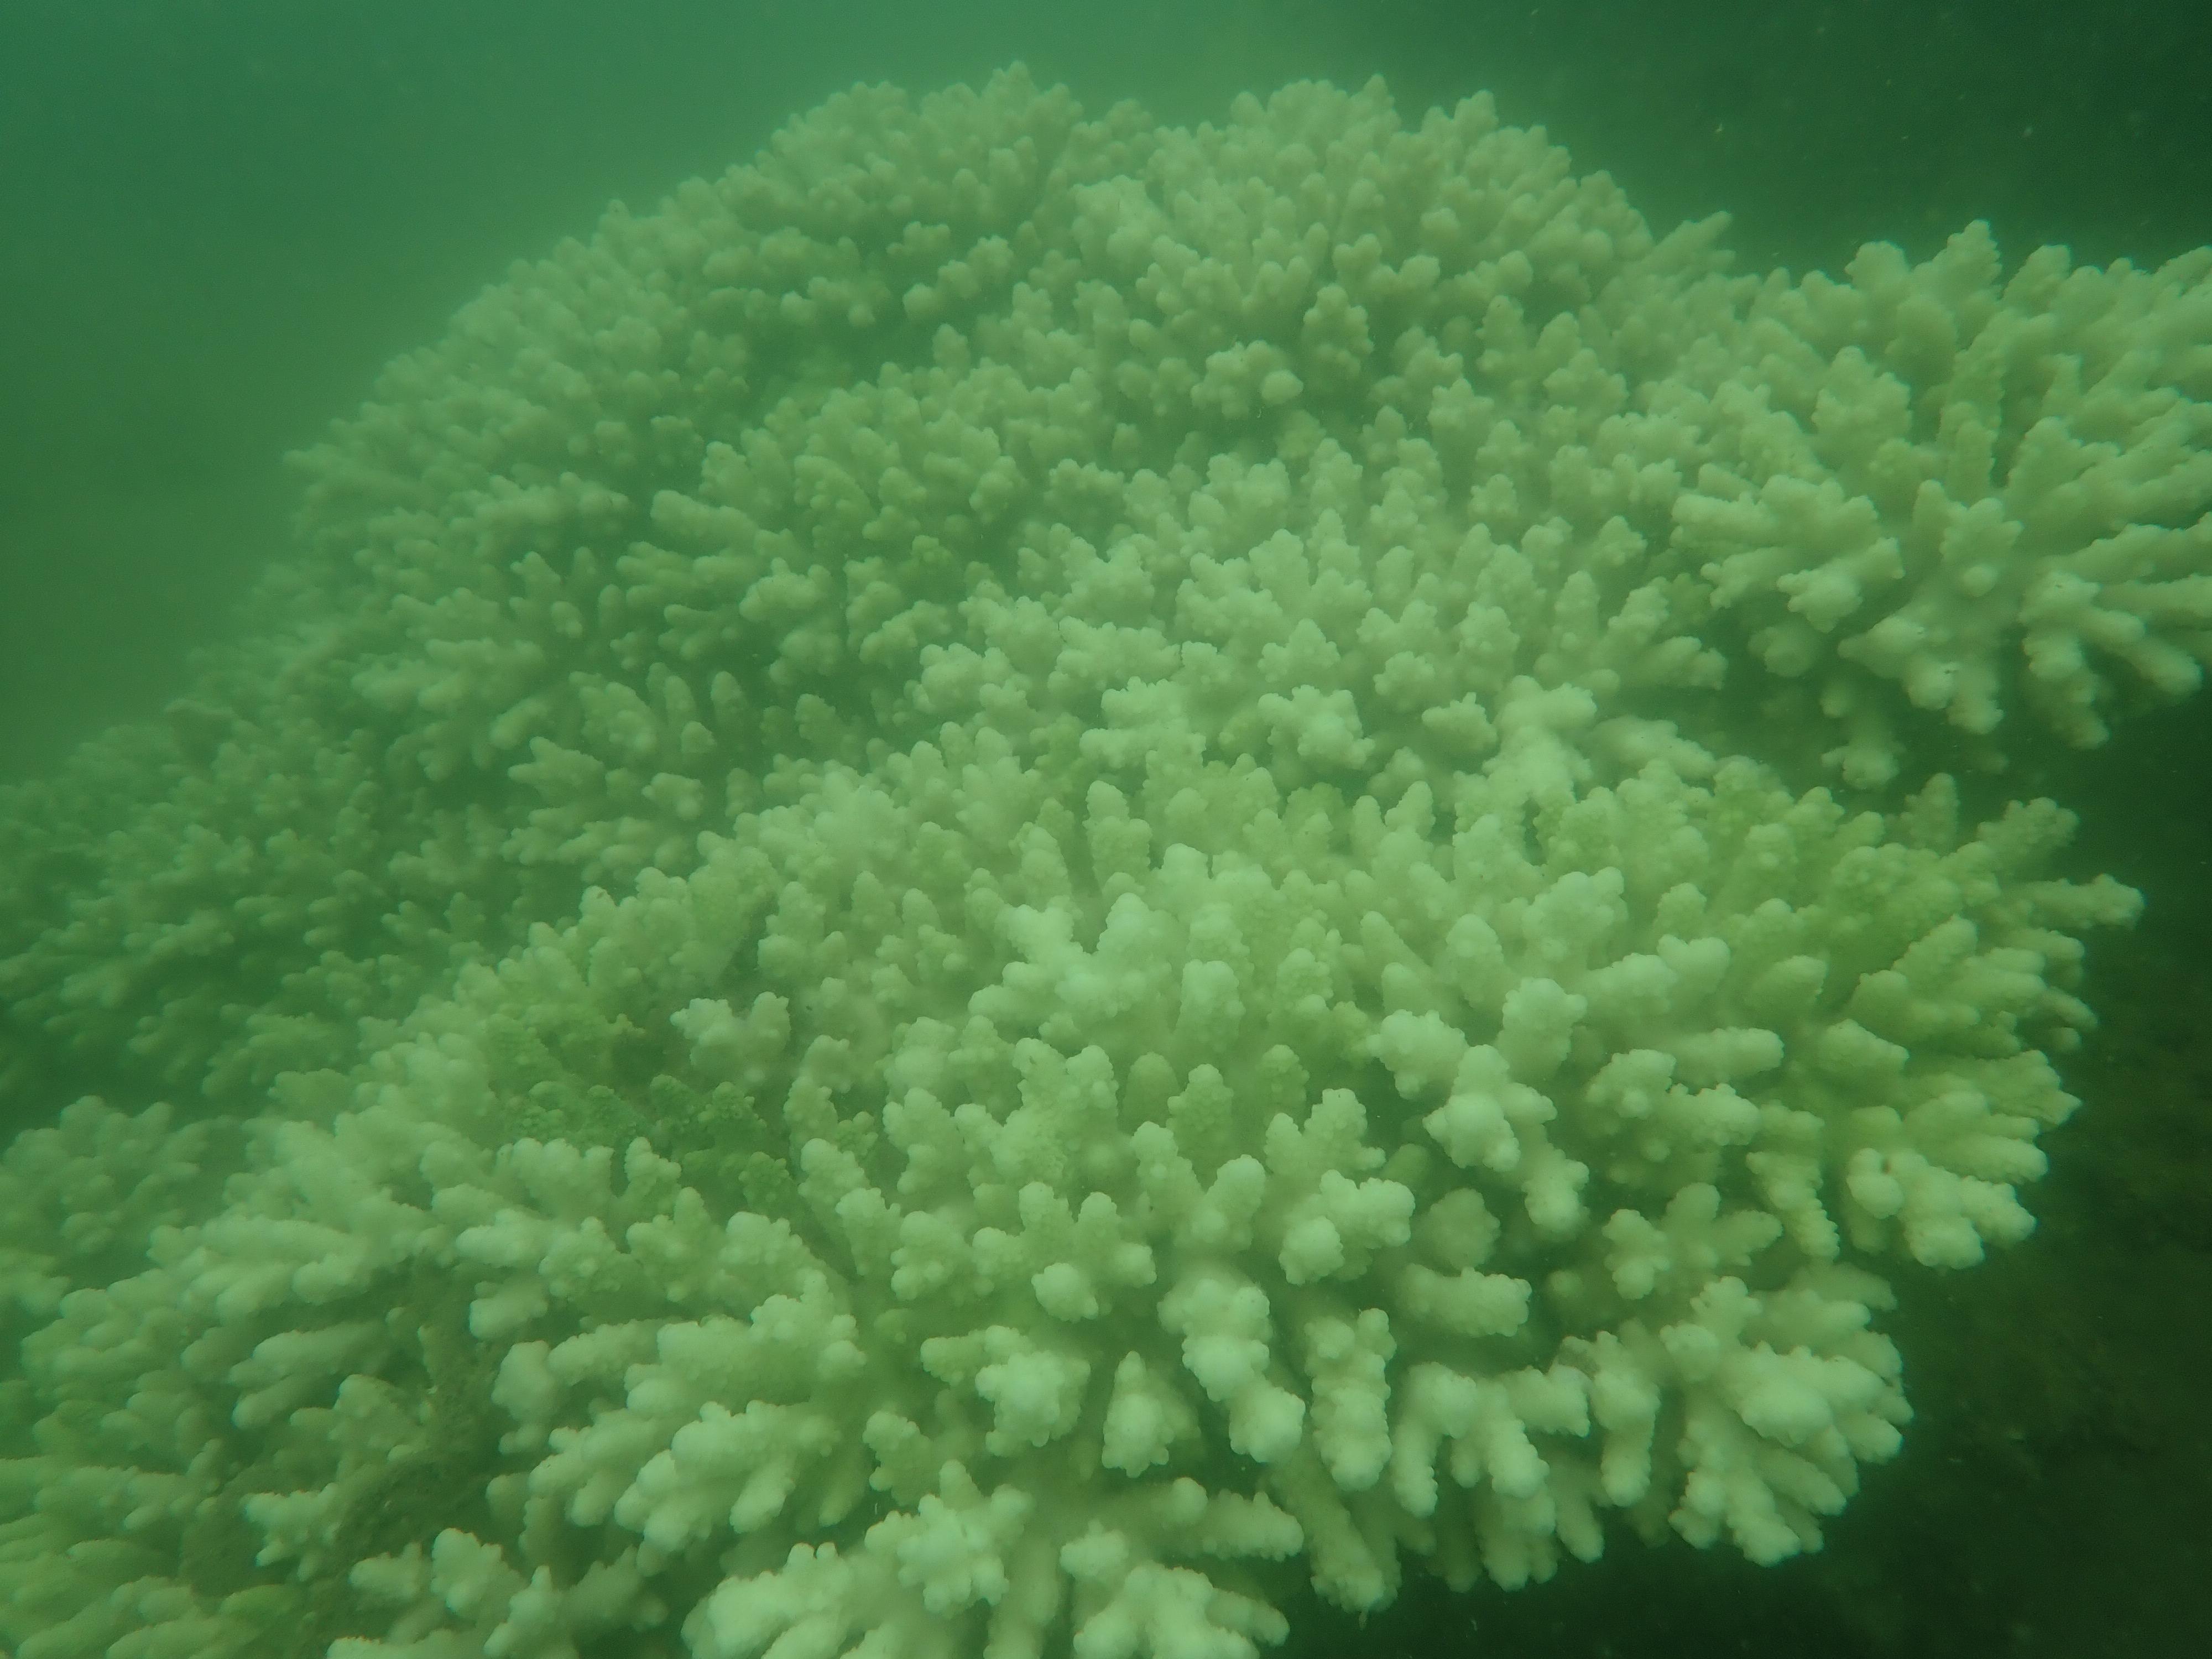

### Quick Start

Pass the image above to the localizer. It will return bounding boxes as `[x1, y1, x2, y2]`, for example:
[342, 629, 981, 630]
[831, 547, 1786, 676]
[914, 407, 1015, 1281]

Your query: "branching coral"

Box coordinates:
[0, 66, 2200, 1659]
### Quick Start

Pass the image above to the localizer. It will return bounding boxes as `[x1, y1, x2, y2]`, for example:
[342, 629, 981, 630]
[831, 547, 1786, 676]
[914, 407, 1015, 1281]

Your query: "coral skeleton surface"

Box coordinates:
[0, 66, 2199, 1659]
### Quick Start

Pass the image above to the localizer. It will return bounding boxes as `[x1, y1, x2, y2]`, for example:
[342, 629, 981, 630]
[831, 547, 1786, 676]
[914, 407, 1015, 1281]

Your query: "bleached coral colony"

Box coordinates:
[2, 67, 2206, 1659]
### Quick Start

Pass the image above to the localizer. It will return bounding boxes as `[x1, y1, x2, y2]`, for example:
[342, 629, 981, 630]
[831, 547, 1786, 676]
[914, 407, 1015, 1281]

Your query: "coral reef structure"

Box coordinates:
[1, 67, 2204, 1659]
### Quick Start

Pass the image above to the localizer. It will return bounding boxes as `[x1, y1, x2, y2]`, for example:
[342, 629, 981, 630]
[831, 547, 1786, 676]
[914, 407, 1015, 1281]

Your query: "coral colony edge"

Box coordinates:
[2, 65, 2207, 1659]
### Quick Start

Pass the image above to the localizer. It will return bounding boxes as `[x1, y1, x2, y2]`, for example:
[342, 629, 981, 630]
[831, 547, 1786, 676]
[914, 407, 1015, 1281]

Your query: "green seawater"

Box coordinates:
[1, 3, 2206, 1654]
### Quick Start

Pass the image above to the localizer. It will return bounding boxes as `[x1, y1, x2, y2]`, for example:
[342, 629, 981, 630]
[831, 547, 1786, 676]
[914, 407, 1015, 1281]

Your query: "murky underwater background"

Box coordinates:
[2, 2, 2207, 1652]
